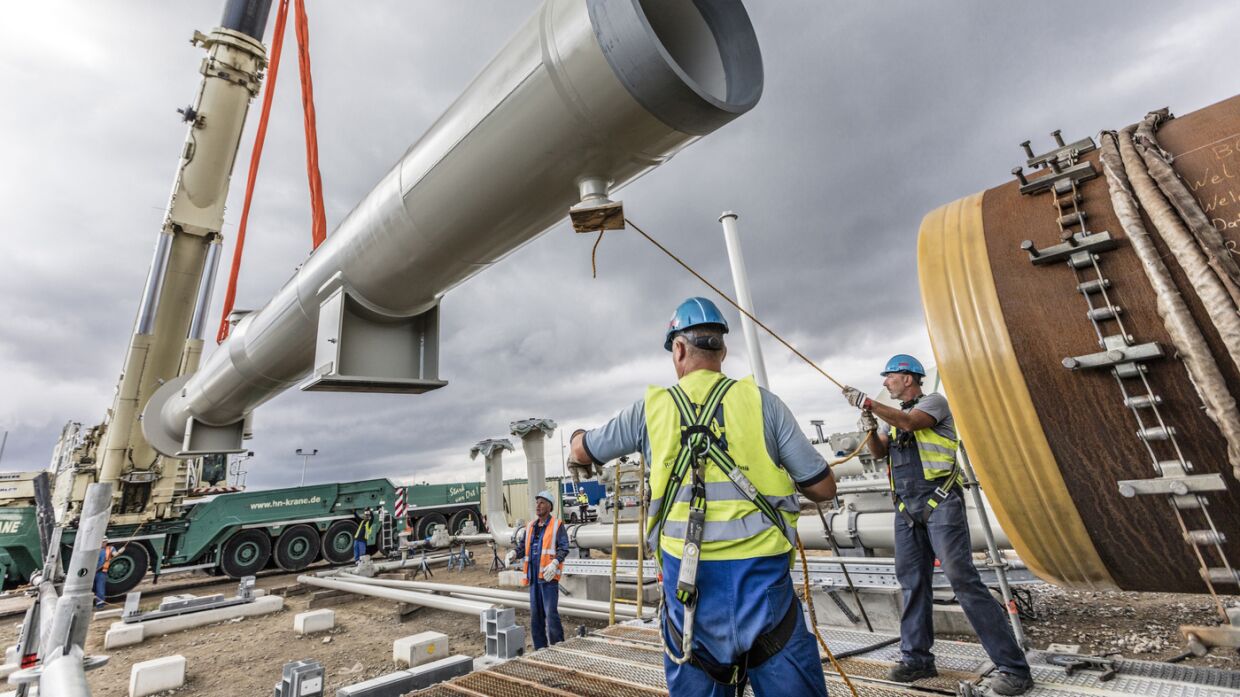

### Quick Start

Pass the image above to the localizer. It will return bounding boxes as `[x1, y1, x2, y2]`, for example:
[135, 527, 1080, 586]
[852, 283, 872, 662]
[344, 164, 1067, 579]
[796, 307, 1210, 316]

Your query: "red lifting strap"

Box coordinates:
[217, 0, 327, 344]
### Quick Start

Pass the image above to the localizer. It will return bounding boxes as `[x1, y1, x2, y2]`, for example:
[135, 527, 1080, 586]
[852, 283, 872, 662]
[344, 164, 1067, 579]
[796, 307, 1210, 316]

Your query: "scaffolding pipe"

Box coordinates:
[959, 444, 1025, 646]
[311, 553, 454, 576]
[720, 211, 770, 390]
[297, 575, 495, 614]
[336, 575, 649, 618]
[436, 591, 624, 622]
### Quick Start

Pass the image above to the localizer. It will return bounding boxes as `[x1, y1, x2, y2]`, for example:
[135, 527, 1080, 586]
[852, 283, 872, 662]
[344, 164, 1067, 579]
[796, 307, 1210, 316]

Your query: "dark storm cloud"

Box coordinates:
[2, 1, 1237, 485]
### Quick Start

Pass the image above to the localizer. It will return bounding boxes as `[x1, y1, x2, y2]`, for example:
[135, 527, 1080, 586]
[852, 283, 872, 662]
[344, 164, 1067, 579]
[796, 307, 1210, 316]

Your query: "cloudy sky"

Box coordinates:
[2, 1, 1238, 490]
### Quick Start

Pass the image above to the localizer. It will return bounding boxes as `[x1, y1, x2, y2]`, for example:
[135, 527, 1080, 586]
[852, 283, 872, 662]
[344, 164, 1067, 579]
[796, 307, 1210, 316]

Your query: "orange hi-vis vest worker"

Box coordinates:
[101, 546, 115, 572]
[521, 517, 563, 586]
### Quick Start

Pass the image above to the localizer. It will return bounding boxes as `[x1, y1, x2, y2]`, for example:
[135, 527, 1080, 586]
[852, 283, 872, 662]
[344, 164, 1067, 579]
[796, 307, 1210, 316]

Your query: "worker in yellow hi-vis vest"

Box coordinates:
[353, 509, 377, 562]
[571, 297, 836, 697]
[842, 355, 1031, 695]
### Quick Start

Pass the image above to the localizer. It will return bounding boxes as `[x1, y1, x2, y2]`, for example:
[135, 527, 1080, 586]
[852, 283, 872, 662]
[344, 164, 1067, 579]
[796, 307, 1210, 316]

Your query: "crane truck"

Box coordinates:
[0, 1, 482, 598]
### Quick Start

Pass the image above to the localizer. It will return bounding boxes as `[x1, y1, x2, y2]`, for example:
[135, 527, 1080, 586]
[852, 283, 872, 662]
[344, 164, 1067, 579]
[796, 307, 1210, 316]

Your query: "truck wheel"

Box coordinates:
[274, 525, 320, 571]
[220, 530, 271, 578]
[449, 509, 481, 534]
[104, 543, 149, 599]
[414, 513, 448, 539]
[321, 520, 355, 565]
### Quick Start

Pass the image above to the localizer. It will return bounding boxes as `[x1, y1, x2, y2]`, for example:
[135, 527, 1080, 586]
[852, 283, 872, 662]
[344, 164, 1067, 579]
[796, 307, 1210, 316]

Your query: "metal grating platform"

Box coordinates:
[407, 622, 1240, 697]
[832, 657, 981, 693]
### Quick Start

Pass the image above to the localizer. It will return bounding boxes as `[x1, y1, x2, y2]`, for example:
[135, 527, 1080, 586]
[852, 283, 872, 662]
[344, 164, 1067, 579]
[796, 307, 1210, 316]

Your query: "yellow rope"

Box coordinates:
[798, 536, 860, 697]
[621, 216, 879, 458]
[624, 217, 846, 390]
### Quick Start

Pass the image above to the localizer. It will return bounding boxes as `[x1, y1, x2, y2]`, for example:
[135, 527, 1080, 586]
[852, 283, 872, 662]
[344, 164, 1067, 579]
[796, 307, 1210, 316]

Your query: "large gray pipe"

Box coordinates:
[144, 0, 763, 456]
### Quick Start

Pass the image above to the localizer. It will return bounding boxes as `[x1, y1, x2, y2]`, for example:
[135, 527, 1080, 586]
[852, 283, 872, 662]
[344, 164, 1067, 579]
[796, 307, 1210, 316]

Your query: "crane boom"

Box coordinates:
[95, 0, 272, 519]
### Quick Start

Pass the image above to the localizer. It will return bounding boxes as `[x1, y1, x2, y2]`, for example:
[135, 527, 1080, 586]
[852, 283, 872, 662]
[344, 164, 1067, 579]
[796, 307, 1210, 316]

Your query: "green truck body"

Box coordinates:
[0, 507, 41, 587]
[0, 477, 482, 598]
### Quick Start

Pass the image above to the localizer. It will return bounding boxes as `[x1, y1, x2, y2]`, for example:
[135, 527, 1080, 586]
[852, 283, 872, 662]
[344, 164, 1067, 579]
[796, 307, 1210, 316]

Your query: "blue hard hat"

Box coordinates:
[665, 297, 729, 351]
[880, 354, 926, 377]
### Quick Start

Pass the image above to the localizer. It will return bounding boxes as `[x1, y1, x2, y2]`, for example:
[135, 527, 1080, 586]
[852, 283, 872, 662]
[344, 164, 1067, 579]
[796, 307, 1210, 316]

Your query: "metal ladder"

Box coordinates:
[380, 508, 397, 555]
[608, 457, 647, 625]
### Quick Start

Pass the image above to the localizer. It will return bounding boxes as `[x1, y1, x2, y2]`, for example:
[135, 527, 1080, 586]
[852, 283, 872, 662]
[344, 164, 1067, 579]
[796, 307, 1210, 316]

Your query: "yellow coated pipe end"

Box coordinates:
[917, 192, 1118, 590]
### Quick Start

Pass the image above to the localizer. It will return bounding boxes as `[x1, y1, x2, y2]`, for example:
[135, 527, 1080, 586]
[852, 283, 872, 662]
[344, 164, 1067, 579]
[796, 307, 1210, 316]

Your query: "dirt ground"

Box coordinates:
[1014, 582, 1239, 669]
[81, 547, 611, 696]
[42, 546, 1233, 695]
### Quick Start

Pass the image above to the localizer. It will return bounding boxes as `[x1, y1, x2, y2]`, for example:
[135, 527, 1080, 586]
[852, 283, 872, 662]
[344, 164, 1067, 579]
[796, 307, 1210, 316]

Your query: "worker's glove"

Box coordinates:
[541, 561, 559, 583]
[504, 549, 517, 567]
[842, 385, 871, 410]
[857, 410, 878, 434]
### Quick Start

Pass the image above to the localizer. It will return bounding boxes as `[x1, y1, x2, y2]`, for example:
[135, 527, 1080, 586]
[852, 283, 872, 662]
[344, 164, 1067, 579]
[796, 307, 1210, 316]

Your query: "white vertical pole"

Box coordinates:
[719, 211, 770, 390]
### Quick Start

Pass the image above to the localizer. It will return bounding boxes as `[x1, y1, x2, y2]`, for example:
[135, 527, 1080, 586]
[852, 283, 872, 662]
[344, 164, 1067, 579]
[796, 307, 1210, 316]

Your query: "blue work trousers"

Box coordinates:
[353, 539, 367, 561]
[894, 493, 1030, 677]
[661, 552, 827, 697]
[528, 580, 563, 649]
[93, 572, 107, 607]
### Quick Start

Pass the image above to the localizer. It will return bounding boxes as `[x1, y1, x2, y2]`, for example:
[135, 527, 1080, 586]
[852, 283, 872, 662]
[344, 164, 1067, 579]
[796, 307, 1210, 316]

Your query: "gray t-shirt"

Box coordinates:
[880, 392, 955, 438]
[582, 384, 829, 485]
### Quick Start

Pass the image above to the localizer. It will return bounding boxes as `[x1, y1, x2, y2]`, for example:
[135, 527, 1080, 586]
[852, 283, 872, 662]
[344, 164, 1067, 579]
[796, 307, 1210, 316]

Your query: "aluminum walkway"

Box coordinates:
[410, 623, 1240, 696]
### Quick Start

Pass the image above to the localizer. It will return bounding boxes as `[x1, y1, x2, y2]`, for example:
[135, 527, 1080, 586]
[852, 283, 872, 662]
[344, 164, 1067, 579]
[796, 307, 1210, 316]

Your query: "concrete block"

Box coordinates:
[496, 570, 524, 587]
[139, 594, 284, 642]
[252, 588, 268, 598]
[94, 608, 124, 620]
[932, 602, 978, 637]
[0, 644, 17, 680]
[295, 609, 336, 635]
[105, 621, 145, 649]
[406, 655, 472, 690]
[129, 655, 186, 697]
[393, 631, 448, 668]
[336, 656, 471, 697]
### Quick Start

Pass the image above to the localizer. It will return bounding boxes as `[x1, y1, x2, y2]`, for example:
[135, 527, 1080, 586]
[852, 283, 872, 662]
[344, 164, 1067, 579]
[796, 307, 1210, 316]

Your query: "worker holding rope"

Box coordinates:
[570, 297, 836, 697]
[842, 355, 1032, 695]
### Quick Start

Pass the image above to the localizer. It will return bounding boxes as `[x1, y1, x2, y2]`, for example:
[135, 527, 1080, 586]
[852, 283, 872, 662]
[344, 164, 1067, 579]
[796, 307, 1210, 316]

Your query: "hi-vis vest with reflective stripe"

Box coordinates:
[522, 517, 563, 586]
[888, 419, 959, 483]
[646, 370, 799, 561]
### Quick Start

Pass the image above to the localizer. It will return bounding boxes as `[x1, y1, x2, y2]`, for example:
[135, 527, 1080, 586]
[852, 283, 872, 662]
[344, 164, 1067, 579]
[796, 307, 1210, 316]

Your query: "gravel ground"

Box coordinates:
[1015, 582, 1238, 669]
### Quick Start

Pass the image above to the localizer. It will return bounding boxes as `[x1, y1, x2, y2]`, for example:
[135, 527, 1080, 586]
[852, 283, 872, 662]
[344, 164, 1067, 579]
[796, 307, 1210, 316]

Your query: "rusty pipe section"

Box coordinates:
[144, 0, 763, 456]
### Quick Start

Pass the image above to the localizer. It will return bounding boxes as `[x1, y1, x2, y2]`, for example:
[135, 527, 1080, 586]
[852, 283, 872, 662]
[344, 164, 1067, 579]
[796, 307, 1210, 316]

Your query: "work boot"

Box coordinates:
[887, 662, 938, 683]
[990, 672, 1034, 695]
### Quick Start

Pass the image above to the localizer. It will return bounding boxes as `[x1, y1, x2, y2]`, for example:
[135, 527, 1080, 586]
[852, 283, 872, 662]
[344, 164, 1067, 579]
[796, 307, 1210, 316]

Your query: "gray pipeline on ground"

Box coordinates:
[336, 574, 652, 619]
[489, 507, 1010, 553]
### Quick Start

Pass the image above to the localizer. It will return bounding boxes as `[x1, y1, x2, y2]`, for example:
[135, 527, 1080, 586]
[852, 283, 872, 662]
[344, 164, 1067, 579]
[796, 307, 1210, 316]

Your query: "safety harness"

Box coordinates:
[888, 397, 962, 528]
[651, 377, 798, 694]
